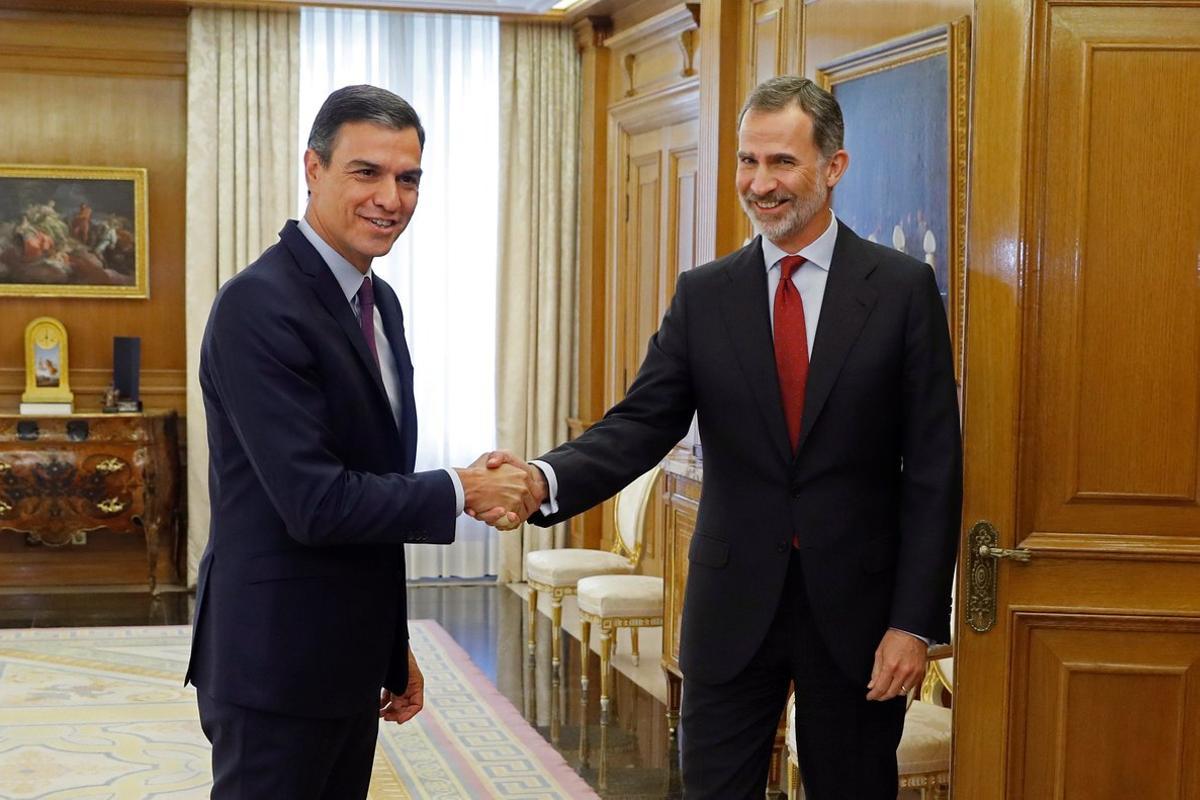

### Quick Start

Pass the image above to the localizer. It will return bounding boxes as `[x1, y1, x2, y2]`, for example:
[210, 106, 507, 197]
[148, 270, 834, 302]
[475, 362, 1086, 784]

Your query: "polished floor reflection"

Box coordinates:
[0, 583, 681, 799]
[408, 583, 683, 799]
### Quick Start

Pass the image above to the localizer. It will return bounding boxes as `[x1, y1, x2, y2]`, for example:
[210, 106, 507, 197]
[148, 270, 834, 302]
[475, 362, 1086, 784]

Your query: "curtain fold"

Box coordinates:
[494, 22, 581, 583]
[185, 8, 299, 586]
[300, 9, 501, 579]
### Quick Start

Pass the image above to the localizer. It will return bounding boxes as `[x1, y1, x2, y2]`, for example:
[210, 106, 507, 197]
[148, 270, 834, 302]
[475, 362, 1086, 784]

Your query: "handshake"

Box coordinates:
[454, 451, 546, 531]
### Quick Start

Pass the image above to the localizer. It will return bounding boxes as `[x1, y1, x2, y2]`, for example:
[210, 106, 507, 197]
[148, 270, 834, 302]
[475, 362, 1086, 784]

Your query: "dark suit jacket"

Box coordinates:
[532, 222, 962, 687]
[186, 220, 456, 718]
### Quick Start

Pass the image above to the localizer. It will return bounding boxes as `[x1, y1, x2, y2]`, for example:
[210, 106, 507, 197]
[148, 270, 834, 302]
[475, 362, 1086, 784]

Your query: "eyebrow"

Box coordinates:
[344, 159, 423, 180]
[736, 150, 795, 161]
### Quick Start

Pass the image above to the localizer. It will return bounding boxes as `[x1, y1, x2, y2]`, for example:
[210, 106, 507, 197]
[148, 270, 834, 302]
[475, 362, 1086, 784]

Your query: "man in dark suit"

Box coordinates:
[496, 76, 961, 798]
[186, 85, 538, 800]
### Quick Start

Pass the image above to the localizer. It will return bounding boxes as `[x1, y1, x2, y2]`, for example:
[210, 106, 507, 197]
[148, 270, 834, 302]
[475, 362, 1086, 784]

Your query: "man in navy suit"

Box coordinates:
[493, 76, 961, 798]
[186, 85, 539, 800]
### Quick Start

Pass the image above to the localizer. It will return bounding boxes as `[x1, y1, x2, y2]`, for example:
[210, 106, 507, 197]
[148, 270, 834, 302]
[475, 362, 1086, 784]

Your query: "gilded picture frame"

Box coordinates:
[816, 18, 971, 383]
[0, 165, 148, 298]
[23, 316, 74, 406]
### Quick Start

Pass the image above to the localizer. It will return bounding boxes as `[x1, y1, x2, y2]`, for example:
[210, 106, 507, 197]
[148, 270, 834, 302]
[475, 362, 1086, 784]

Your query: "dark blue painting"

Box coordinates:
[832, 54, 950, 308]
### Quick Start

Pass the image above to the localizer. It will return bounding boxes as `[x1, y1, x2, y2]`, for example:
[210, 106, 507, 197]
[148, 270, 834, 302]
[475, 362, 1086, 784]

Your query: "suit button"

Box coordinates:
[777, 540, 788, 553]
[791, 485, 802, 499]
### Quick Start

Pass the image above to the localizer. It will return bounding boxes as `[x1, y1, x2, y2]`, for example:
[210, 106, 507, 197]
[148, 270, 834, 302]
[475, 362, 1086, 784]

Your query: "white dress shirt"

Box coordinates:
[297, 216, 465, 515]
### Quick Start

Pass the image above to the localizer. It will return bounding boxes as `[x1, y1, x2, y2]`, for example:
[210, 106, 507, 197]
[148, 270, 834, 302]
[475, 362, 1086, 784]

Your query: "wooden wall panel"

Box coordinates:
[1013, 613, 1200, 799]
[605, 4, 701, 102]
[802, 0, 971, 76]
[0, 10, 187, 414]
[569, 17, 613, 550]
[629, 148, 663, 393]
[668, 148, 698, 279]
[1028, 6, 1200, 544]
[663, 471, 698, 668]
[749, 0, 784, 86]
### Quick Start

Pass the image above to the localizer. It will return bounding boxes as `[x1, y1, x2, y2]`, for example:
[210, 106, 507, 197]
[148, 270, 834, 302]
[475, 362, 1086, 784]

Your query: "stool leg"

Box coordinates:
[599, 626, 613, 724]
[631, 627, 640, 666]
[598, 708, 610, 791]
[527, 588, 538, 657]
[551, 594, 563, 669]
[664, 666, 682, 737]
[580, 618, 592, 692]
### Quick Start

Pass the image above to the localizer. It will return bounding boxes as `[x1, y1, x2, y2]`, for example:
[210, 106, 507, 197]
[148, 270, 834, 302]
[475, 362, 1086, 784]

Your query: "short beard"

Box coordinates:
[740, 171, 829, 246]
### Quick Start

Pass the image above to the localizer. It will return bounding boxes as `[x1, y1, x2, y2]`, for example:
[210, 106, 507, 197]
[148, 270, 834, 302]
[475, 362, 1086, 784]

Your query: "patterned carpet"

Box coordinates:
[0, 621, 597, 799]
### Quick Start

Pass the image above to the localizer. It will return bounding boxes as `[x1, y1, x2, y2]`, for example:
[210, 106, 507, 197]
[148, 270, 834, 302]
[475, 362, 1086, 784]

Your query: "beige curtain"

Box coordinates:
[184, 8, 299, 585]
[495, 22, 582, 583]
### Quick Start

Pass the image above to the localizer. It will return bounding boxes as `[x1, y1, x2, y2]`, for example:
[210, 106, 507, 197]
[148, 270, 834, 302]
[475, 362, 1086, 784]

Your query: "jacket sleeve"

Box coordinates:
[202, 275, 456, 547]
[889, 266, 963, 641]
[531, 269, 697, 526]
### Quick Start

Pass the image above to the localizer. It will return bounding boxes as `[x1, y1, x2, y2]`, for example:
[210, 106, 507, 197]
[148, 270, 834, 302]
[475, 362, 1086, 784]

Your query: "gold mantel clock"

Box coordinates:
[22, 316, 74, 410]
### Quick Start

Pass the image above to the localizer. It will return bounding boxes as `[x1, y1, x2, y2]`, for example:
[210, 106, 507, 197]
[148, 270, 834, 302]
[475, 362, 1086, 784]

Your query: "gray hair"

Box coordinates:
[307, 85, 425, 166]
[738, 76, 844, 161]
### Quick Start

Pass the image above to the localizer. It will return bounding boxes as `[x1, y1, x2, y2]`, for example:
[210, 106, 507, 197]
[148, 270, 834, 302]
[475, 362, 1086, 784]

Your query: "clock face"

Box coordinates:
[34, 325, 60, 348]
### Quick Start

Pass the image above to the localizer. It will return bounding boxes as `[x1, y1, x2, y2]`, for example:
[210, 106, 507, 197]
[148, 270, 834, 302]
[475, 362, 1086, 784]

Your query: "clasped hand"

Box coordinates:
[455, 451, 546, 531]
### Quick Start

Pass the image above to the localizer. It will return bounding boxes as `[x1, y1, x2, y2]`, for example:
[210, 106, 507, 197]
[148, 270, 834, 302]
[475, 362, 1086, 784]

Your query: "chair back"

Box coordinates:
[611, 465, 663, 566]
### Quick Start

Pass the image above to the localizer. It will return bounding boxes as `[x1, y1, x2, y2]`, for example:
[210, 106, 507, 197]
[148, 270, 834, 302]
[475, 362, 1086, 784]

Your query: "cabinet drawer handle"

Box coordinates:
[95, 458, 126, 475]
[0, 462, 10, 473]
[0, 500, 11, 514]
[97, 498, 126, 514]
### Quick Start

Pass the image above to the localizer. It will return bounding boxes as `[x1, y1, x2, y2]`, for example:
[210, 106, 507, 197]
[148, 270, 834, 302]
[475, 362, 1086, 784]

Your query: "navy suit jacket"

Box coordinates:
[532, 223, 962, 687]
[186, 220, 456, 718]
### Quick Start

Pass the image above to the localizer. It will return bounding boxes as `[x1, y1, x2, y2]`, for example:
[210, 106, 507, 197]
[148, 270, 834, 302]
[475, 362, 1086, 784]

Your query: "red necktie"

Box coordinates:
[357, 276, 380, 368]
[774, 256, 808, 453]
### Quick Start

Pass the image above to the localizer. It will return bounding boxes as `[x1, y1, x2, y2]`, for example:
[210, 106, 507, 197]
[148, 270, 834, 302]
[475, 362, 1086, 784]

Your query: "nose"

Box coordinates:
[373, 180, 401, 211]
[747, 164, 777, 198]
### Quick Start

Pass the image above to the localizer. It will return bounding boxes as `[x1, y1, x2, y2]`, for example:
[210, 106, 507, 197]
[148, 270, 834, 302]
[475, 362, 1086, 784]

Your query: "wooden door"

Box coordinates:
[605, 84, 700, 571]
[615, 116, 700, 399]
[953, 2, 1200, 797]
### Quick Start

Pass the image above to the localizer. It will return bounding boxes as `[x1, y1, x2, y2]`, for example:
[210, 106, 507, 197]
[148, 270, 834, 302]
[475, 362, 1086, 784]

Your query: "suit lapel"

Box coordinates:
[279, 223, 393, 417]
[718, 237, 793, 467]
[795, 222, 879, 456]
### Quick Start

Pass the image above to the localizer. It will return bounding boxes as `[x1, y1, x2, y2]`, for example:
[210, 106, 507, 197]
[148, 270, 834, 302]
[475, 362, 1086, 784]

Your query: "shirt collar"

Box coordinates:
[761, 208, 838, 274]
[297, 215, 373, 303]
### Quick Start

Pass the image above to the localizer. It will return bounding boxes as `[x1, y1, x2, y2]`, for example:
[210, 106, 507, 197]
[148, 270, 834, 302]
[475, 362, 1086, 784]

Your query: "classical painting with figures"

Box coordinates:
[817, 19, 970, 381]
[0, 166, 148, 298]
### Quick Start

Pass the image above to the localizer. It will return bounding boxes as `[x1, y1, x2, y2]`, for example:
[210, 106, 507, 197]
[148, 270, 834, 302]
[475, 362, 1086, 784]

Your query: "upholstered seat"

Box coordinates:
[576, 574, 663, 618]
[524, 466, 662, 669]
[896, 702, 952, 776]
[525, 550, 634, 586]
[576, 572, 665, 722]
[565, 477, 665, 724]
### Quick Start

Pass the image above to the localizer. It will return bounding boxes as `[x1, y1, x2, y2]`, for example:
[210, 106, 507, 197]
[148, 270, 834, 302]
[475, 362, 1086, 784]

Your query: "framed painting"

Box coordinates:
[0, 165, 148, 298]
[817, 18, 970, 382]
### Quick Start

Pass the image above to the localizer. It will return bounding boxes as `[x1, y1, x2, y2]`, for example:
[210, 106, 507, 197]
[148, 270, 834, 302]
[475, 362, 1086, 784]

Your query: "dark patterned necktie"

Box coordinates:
[357, 275, 380, 368]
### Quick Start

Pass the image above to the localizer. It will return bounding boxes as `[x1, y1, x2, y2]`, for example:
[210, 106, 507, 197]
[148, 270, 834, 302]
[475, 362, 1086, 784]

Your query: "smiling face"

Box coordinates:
[736, 104, 848, 253]
[303, 120, 423, 273]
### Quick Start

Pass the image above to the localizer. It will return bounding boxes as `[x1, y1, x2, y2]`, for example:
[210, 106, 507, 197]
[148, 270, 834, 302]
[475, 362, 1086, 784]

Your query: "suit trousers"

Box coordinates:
[198, 689, 379, 800]
[679, 549, 906, 799]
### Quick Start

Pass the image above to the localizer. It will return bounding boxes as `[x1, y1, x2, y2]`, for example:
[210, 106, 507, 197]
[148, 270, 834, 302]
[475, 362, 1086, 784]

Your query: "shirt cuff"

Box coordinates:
[529, 460, 559, 516]
[443, 468, 465, 516]
[889, 627, 931, 646]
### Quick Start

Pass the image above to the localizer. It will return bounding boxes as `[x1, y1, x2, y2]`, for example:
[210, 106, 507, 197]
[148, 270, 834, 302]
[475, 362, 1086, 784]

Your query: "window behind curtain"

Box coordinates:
[298, 8, 500, 578]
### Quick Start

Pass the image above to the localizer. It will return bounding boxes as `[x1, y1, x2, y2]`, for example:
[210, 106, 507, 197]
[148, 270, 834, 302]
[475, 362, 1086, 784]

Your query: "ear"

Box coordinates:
[303, 149, 322, 191]
[824, 149, 850, 189]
